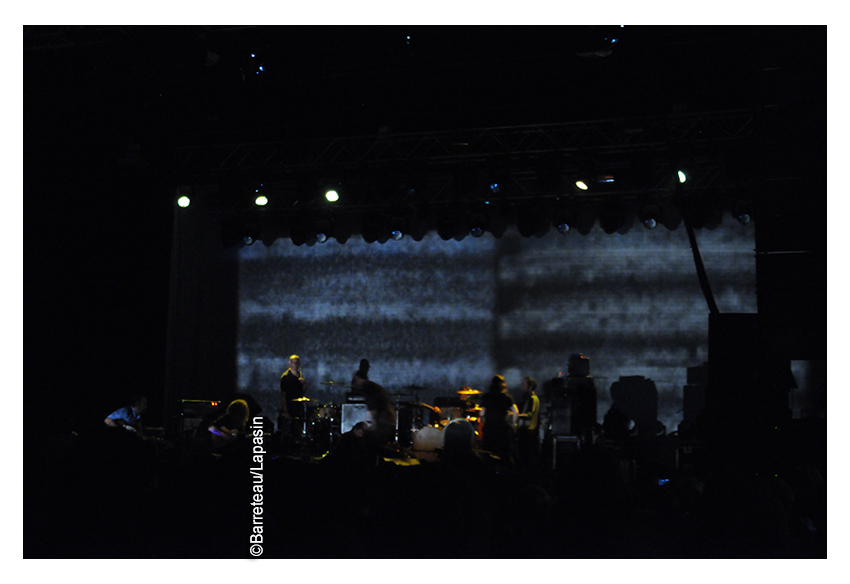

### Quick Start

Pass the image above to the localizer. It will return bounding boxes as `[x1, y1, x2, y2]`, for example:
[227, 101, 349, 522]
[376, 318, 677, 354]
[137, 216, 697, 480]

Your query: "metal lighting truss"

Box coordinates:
[173, 108, 757, 213]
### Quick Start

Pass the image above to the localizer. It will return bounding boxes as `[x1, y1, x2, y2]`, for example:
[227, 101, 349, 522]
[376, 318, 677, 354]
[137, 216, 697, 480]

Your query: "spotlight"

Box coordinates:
[388, 217, 409, 241]
[325, 190, 340, 203]
[732, 202, 753, 226]
[575, 180, 589, 191]
[177, 196, 191, 208]
[640, 206, 659, 230]
[250, 183, 270, 207]
[314, 218, 335, 244]
[552, 207, 573, 234]
[677, 170, 687, 184]
[466, 207, 490, 238]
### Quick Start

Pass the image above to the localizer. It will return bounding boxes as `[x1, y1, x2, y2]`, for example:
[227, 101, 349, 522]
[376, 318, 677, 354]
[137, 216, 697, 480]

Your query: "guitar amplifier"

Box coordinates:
[180, 399, 223, 418]
[341, 403, 372, 433]
[549, 405, 572, 435]
[178, 400, 223, 438]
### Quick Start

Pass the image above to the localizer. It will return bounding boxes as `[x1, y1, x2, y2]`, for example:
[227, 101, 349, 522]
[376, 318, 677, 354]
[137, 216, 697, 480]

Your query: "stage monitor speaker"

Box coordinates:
[687, 363, 709, 386]
[683, 384, 706, 422]
[180, 399, 223, 418]
[551, 435, 581, 470]
[549, 406, 572, 435]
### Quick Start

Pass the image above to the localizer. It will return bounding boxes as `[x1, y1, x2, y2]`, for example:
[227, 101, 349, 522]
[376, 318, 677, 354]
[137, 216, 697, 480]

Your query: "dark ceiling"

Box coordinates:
[25, 25, 820, 141]
[25, 26, 826, 242]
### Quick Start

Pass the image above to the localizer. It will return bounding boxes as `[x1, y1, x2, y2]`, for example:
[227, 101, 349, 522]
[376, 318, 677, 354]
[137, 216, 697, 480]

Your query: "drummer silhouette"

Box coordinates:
[279, 354, 308, 445]
[350, 358, 371, 395]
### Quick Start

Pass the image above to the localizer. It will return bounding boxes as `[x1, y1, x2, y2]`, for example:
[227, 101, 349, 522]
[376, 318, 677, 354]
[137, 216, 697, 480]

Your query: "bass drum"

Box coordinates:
[313, 403, 340, 422]
[411, 425, 444, 462]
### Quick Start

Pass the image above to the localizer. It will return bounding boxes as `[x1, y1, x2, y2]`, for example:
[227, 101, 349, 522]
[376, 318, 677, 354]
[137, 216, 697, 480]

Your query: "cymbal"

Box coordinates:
[293, 397, 311, 402]
[457, 388, 482, 395]
[320, 380, 340, 385]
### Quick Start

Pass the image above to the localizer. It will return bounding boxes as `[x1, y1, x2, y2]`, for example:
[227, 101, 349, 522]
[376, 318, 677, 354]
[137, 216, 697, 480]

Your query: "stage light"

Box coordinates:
[250, 183, 270, 207]
[325, 190, 340, 202]
[466, 207, 490, 238]
[314, 218, 335, 244]
[490, 182, 500, 194]
[177, 196, 191, 208]
[677, 170, 687, 184]
[552, 205, 573, 234]
[732, 202, 753, 226]
[387, 216, 409, 242]
[640, 206, 659, 230]
[575, 180, 589, 191]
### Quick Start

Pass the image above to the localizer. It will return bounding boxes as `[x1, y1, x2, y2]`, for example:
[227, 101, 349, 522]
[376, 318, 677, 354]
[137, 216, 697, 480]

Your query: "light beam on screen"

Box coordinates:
[236, 225, 756, 432]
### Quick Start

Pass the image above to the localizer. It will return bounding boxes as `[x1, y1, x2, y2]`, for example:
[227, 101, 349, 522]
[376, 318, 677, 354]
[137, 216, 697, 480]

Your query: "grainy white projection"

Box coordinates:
[237, 223, 756, 432]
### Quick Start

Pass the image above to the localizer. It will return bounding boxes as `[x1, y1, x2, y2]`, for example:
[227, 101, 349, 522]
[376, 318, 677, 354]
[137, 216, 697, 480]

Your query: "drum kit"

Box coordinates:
[285, 382, 486, 461]
[408, 387, 484, 461]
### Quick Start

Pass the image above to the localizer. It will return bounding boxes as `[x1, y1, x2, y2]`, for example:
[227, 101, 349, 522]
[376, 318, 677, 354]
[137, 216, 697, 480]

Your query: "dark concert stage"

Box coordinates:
[24, 24, 827, 560]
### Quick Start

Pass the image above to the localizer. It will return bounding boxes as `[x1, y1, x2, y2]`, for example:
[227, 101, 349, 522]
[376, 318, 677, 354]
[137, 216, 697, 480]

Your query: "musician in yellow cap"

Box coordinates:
[516, 376, 541, 471]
